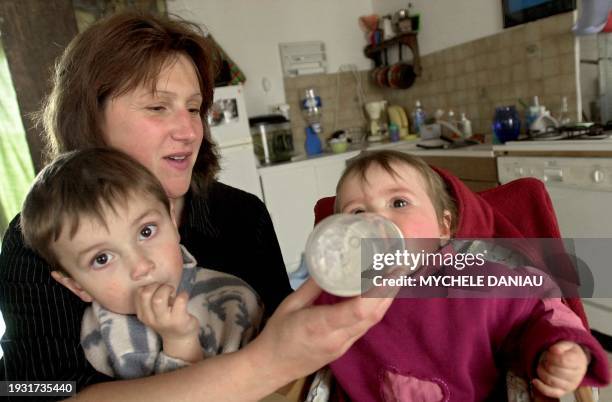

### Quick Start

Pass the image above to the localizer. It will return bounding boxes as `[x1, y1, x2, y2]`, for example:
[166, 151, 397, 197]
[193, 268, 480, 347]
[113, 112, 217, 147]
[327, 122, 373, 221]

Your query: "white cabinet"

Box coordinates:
[217, 143, 263, 200]
[259, 153, 357, 272]
[259, 141, 495, 273]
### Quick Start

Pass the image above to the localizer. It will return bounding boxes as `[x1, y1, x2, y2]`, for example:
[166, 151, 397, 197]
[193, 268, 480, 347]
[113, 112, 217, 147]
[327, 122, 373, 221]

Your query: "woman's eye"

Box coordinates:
[139, 224, 158, 240]
[91, 253, 113, 269]
[188, 107, 202, 115]
[147, 105, 166, 112]
[392, 199, 409, 208]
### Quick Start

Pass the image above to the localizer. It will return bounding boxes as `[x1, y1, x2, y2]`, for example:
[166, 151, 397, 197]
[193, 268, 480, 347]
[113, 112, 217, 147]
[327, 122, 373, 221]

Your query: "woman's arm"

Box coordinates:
[69, 278, 396, 401]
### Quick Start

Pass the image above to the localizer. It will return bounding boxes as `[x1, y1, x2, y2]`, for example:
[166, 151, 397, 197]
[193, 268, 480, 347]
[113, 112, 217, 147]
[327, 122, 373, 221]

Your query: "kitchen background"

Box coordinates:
[168, 0, 599, 151]
[1, 0, 612, 374]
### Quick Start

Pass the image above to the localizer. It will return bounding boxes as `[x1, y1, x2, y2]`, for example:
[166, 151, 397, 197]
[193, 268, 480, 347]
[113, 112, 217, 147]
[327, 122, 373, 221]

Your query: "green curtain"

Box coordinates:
[0, 41, 35, 241]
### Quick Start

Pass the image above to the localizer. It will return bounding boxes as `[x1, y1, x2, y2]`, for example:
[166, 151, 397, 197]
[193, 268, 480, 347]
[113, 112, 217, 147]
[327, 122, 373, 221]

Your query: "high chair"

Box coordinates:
[313, 167, 598, 402]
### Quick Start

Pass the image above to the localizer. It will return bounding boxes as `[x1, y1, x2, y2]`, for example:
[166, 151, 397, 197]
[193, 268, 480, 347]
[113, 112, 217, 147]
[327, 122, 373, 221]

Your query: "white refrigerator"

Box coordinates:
[209, 85, 262, 200]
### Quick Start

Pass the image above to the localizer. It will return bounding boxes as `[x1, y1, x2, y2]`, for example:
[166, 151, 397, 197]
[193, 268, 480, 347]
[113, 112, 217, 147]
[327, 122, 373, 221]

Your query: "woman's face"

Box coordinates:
[102, 54, 204, 201]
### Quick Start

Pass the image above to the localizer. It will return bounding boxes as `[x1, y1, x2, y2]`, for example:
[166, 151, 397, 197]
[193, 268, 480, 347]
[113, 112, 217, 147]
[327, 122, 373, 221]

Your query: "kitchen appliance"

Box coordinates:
[496, 141, 612, 338]
[249, 114, 294, 165]
[365, 100, 387, 142]
[515, 123, 612, 141]
[208, 85, 262, 199]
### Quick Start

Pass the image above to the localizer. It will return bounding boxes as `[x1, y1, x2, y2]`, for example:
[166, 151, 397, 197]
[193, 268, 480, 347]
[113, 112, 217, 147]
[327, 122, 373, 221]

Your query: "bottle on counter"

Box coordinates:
[301, 88, 324, 156]
[459, 113, 473, 138]
[557, 96, 571, 126]
[411, 100, 426, 135]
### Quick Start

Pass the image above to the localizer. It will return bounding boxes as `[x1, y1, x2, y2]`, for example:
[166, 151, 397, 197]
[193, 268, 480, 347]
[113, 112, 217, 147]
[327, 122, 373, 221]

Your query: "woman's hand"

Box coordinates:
[244, 276, 398, 385]
[532, 341, 589, 398]
[135, 283, 203, 363]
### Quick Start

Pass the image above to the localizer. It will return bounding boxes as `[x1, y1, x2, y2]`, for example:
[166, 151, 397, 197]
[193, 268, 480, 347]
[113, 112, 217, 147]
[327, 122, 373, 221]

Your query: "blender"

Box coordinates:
[365, 100, 387, 142]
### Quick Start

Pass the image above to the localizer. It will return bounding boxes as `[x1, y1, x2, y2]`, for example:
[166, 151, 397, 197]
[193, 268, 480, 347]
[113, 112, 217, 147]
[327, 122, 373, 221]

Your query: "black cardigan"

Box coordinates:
[0, 181, 292, 398]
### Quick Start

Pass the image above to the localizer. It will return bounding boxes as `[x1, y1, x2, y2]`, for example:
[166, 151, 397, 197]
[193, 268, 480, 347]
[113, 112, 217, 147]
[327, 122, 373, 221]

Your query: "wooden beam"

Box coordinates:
[0, 0, 77, 172]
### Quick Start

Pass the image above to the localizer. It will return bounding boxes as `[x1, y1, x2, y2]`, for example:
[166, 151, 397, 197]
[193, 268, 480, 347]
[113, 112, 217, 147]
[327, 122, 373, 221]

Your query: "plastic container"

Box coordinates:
[459, 113, 472, 138]
[305, 126, 323, 156]
[305, 213, 405, 297]
[330, 138, 349, 153]
[389, 123, 400, 142]
[411, 100, 426, 135]
[301, 88, 324, 155]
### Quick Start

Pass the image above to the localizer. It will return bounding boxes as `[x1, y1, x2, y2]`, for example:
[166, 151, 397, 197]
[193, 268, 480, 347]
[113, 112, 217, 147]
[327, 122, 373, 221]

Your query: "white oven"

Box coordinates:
[497, 155, 612, 336]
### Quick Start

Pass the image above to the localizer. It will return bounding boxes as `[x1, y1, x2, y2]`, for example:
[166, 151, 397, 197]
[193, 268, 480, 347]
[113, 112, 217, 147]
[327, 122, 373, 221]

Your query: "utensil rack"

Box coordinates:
[364, 32, 422, 75]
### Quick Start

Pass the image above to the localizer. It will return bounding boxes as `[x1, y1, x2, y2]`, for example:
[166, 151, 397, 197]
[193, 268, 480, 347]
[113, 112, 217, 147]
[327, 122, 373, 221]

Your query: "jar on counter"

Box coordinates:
[249, 115, 295, 165]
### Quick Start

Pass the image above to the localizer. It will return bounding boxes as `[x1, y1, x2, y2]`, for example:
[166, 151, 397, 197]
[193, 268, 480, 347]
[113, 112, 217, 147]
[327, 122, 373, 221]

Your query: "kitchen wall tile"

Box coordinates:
[466, 73, 478, 90]
[560, 56, 576, 75]
[524, 21, 542, 43]
[541, 37, 561, 59]
[541, 56, 562, 78]
[512, 63, 528, 83]
[543, 76, 560, 95]
[558, 33, 575, 55]
[499, 67, 512, 85]
[283, 12, 579, 154]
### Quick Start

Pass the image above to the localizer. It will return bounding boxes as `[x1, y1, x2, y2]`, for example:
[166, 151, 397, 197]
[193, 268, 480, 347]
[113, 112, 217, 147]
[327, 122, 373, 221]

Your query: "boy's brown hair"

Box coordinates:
[39, 11, 220, 194]
[335, 150, 458, 235]
[20, 148, 170, 273]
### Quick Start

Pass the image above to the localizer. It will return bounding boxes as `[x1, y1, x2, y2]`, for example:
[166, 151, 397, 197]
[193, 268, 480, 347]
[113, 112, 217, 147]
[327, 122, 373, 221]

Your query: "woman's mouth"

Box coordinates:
[164, 154, 191, 170]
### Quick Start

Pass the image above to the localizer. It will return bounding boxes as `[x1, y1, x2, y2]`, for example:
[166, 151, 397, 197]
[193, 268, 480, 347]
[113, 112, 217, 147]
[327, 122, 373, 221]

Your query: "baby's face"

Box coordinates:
[51, 193, 183, 314]
[338, 162, 451, 240]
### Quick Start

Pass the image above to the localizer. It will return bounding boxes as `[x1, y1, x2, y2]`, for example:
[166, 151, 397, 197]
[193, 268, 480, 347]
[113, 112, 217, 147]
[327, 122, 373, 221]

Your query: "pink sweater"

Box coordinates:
[317, 292, 609, 401]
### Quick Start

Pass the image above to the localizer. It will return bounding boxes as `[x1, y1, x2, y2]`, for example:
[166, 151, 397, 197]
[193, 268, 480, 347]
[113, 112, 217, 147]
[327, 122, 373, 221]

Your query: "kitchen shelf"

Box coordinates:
[364, 32, 422, 75]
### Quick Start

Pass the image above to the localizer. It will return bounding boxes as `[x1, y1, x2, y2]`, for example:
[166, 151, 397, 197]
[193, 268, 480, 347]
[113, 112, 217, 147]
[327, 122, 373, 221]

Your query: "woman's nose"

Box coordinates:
[170, 109, 199, 142]
[129, 252, 155, 281]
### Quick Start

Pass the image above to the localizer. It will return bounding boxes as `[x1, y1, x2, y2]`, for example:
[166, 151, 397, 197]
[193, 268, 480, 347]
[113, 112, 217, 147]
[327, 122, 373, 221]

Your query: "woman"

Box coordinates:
[0, 11, 394, 401]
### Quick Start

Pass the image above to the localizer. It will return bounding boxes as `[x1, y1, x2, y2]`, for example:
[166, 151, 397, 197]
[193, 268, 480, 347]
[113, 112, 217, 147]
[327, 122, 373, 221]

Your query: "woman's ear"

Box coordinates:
[50, 271, 93, 303]
[439, 210, 452, 239]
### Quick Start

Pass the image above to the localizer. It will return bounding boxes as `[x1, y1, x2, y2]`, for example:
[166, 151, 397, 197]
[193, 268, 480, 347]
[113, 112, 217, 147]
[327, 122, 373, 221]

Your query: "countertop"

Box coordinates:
[258, 139, 494, 172]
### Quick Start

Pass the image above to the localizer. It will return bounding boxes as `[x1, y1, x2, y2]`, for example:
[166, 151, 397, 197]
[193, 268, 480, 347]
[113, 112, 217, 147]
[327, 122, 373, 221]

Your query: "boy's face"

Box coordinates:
[338, 162, 451, 239]
[50, 192, 184, 315]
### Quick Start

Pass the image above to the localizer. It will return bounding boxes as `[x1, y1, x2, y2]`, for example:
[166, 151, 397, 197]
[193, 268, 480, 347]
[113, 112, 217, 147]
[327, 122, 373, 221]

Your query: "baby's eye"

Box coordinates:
[350, 208, 366, 214]
[139, 223, 158, 240]
[91, 252, 113, 269]
[391, 198, 409, 208]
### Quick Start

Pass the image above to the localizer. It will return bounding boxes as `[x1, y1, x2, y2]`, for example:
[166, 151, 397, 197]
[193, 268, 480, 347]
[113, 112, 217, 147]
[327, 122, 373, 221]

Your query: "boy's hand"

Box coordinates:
[135, 282, 203, 362]
[532, 341, 589, 398]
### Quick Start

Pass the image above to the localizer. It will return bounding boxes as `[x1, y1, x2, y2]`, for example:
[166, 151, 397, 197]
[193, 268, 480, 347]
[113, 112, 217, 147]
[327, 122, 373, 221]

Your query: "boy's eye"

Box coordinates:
[139, 223, 158, 240]
[91, 253, 113, 269]
[392, 198, 409, 208]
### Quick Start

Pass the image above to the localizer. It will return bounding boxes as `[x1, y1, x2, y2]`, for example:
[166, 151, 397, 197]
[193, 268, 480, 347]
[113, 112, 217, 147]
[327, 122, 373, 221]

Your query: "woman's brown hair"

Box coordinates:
[40, 11, 220, 194]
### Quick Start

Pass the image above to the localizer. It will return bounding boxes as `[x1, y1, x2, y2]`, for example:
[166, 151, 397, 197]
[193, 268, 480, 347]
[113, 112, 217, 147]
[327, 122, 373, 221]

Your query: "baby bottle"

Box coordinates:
[305, 213, 405, 297]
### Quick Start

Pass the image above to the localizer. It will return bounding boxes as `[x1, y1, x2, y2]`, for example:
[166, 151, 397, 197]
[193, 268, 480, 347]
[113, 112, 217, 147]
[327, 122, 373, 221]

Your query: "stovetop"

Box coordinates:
[516, 124, 612, 141]
[494, 123, 612, 153]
